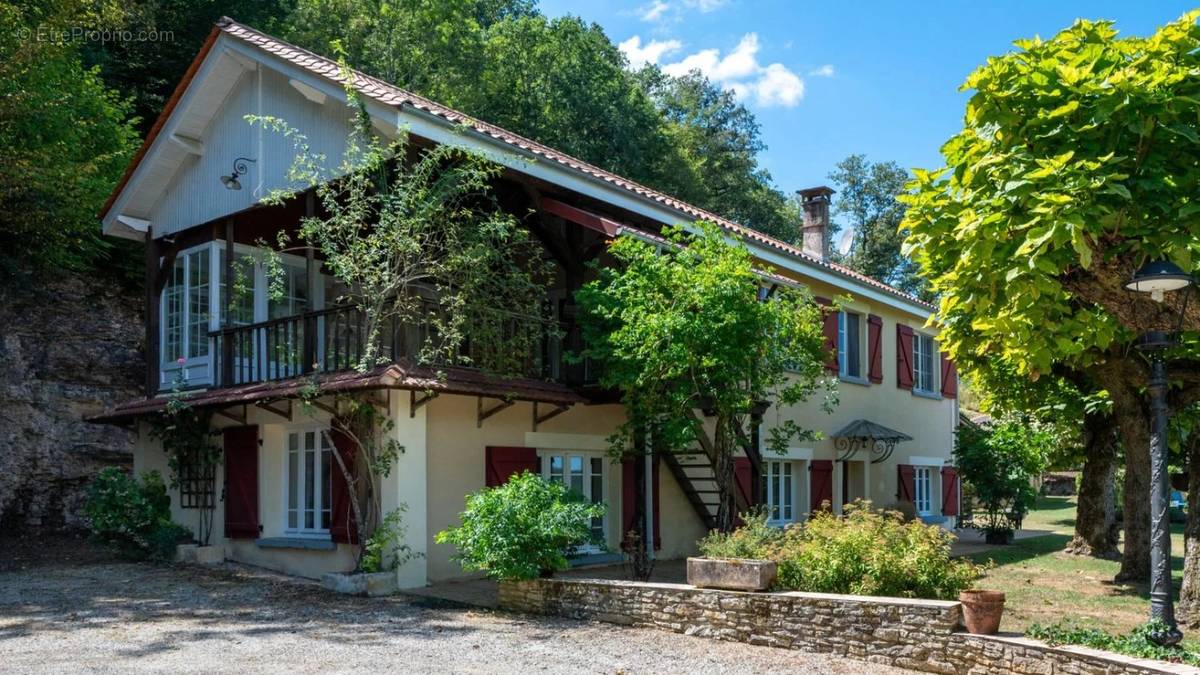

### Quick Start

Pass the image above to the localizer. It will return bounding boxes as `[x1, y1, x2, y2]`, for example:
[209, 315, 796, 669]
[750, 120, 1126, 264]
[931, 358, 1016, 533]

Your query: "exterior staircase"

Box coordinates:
[660, 447, 756, 532]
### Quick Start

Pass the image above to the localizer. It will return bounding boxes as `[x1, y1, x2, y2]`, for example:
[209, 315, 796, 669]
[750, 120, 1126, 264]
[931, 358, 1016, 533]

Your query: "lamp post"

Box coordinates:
[1124, 259, 1194, 646]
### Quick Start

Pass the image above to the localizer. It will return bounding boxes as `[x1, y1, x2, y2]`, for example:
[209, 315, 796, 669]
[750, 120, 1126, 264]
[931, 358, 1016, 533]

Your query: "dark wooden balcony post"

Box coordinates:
[221, 218, 235, 387]
[144, 230, 159, 397]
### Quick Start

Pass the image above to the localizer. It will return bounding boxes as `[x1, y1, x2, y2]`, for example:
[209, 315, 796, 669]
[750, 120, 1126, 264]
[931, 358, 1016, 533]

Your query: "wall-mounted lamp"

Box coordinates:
[220, 157, 257, 191]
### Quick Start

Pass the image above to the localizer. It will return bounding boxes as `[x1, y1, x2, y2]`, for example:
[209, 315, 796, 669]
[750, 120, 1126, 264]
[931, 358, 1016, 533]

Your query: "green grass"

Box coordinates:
[968, 495, 1197, 649]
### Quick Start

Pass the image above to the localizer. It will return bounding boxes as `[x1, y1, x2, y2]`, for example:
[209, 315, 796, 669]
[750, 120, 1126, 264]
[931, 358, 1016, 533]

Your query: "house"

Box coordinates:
[92, 18, 960, 587]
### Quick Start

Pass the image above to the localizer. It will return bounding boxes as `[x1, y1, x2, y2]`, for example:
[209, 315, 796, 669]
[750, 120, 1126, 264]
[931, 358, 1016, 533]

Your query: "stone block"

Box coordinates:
[322, 571, 397, 597]
[687, 557, 777, 591]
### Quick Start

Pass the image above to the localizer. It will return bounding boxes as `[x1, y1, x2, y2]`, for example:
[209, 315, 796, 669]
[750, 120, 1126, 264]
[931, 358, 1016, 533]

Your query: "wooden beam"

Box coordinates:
[410, 389, 436, 417]
[169, 133, 205, 156]
[256, 400, 292, 421]
[308, 398, 338, 417]
[477, 397, 515, 428]
[215, 405, 247, 425]
[532, 401, 571, 431]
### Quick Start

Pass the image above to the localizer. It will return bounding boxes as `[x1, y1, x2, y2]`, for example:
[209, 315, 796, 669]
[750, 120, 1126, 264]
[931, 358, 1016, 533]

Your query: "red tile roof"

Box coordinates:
[102, 17, 933, 312]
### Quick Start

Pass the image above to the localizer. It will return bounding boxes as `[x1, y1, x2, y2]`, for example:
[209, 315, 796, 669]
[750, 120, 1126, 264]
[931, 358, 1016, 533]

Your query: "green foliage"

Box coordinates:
[955, 421, 1052, 534]
[901, 12, 1200, 378]
[146, 390, 221, 545]
[699, 503, 982, 600]
[254, 88, 554, 376]
[360, 505, 422, 573]
[697, 509, 782, 559]
[1027, 620, 1200, 666]
[828, 155, 927, 299]
[83, 468, 191, 561]
[0, 2, 138, 278]
[576, 221, 831, 529]
[435, 472, 606, 580]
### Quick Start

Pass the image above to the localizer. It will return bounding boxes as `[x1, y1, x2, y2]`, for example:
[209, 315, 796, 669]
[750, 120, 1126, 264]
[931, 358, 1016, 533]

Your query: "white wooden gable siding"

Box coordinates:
[151, 66, 356, 236]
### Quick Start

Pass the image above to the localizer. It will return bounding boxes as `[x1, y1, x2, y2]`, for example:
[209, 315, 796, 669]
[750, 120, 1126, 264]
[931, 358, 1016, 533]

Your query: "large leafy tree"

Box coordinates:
[0, 1, 138, 278]
[828, 155, 927, 299]
[902, 13, 1200, 582]
[576, 222, 830, 532]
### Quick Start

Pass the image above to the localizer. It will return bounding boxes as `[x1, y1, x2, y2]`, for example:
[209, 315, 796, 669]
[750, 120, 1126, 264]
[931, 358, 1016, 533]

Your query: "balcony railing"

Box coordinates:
[208, 302, 597, 390]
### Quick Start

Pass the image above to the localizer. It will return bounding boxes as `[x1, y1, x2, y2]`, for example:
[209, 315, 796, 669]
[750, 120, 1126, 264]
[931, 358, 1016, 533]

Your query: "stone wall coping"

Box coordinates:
[532, 576, 962, 609]
[964, 633, 1200, 675]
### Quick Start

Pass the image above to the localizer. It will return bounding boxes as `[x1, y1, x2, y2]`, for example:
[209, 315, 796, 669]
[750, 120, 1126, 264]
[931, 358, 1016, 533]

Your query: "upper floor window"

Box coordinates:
[913, 333, 937, 394]
[163, 247, 211, 363]
[838, 311, 863, 380]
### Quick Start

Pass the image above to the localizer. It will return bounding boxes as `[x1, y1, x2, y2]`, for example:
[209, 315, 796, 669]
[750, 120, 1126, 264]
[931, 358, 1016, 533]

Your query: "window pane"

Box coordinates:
[305, 447, 315, 529]
[164, 258, 185, 363]
[569, 456, 584, 495]
[846, 313, 861, 377]
[288, 435, 298, 529]
[783, 463, 793, 520]
[187, 249, 210, 358]
[321, 440, 332, 530]
[221, 253, 256, 326]
[549, 455, 563, 483]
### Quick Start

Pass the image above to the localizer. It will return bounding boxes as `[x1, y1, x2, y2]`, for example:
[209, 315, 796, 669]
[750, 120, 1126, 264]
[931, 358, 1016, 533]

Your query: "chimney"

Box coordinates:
[797, 186, 835, 259]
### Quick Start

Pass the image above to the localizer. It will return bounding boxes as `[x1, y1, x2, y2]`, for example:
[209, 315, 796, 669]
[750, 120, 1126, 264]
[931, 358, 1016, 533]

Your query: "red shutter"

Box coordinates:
[810, 460, 833, 512]
[222, 426, 260, 539]
[867, 314, 884, 384]
[622, 456, 662, 550]
[329, 427, 359, 544]
[896, 324, 915, 390]
[485, 446, 538, 487]
[940, 353, 958, 399]
[941, 467, 960, 516]
[897, 464, 915, 503]
[817, 297, 839, 373]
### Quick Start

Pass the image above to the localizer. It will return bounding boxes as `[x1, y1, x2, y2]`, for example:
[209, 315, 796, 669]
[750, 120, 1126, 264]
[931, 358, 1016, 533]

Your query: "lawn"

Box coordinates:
[968, 495, 1195, 648]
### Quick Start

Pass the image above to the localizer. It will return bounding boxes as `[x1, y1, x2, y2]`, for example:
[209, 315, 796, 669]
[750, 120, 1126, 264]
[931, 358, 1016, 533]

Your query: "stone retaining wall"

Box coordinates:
[499, 578, 1196, 675]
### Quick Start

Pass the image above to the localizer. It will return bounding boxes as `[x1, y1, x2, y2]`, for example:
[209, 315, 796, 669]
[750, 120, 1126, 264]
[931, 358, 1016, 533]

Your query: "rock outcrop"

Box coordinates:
[0, 272, 142, 530]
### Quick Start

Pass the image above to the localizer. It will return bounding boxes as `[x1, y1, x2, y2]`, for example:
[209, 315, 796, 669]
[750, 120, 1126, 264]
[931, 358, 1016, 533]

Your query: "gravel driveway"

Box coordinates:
[0, 537, 908, 674]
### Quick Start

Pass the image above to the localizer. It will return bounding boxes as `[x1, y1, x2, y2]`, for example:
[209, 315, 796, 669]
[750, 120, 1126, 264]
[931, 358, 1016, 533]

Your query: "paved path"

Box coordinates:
[0, 552, 910, 674]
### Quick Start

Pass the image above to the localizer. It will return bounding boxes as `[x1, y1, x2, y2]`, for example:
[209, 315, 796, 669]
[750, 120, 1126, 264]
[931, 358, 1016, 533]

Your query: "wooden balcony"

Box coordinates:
[208, 302, 597, 390]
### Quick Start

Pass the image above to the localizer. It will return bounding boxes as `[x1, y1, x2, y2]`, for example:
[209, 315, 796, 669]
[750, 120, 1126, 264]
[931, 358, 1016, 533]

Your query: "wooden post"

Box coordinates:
[303, 191, 318, 373]
[220, 218, 235, 387]
[144, 230, 159, 397]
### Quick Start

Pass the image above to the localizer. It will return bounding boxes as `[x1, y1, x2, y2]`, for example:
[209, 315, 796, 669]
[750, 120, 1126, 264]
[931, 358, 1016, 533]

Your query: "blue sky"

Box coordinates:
[540, 0, 1197, 195]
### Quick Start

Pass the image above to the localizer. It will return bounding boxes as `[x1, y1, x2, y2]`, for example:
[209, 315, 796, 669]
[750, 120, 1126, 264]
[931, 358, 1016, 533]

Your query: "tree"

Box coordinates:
[827, 155, 927, 299]
[576, 221, 831, 532]
[954, 420, 1052, 542]
[0, 2, 138, 278]
[901, 12, 1200, 581]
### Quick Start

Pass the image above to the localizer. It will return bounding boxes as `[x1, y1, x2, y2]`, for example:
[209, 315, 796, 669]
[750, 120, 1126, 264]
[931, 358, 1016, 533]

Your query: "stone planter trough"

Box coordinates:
[322, 571, 397, 597]
[687, 557, 776, 591]
[175, 544, 225, 565]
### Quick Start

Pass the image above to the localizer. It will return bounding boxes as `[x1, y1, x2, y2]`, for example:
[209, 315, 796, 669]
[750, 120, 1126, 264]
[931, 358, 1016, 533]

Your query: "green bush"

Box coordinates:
[83, 467, 191, 560]
[698, 508, 783, 559]
[1027, 620, 1200, 666]
[360, 505, 422, 573]
[697, 501, 982, 600]
[435, 471, 606, 581]
[954, 421, 1050, 537]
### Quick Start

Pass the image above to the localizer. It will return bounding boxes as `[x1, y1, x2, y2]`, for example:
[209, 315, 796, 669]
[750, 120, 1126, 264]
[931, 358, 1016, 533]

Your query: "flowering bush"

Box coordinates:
[697, 508, 782, 559]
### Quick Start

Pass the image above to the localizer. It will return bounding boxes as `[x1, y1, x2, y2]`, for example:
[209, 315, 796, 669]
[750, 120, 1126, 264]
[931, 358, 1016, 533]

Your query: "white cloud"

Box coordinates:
[639, 0, 670, 22]
[684, 0, 728, 12]
[657, 33, 806, 108]
[809, 64, 835, 77]
[619, 35, 683, 69]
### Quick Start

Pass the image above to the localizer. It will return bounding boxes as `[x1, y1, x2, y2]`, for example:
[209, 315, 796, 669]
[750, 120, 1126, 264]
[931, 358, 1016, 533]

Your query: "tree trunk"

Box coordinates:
[1115, 397, 1151, 583]
[712, 414, 737, 533]
[1065, 413, 1119, 558]
[1177, 434, 1200, 626]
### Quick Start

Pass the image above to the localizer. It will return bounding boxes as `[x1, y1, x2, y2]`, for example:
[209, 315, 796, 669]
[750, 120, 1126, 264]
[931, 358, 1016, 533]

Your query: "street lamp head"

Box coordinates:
[1125, 260, 1194, 302]
[1136, 330, 1176, 353]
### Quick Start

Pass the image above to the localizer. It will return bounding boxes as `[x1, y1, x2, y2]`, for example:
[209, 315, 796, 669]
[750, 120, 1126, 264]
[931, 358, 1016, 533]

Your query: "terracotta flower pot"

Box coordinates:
[959, 590, 1005, 635]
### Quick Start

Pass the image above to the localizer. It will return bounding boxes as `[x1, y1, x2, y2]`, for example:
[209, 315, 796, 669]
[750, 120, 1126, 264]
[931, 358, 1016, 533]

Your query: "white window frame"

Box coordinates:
[539, 449, 607, 552]
[761, 460, 799, 525]
[912, 332, 939, 394]
[838, 310, 866, 382]
[160, 242, 218, 386]
[913, 466, 934, 516]
[283, 427, 335, 538]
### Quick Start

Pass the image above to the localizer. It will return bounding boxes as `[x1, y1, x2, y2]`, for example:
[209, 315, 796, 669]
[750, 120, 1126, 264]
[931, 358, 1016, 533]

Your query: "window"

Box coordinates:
[838, 311, 863, 379]
[269, 262, 310, 319]
[220, 254, 256, 327]
[542, 452, 606, 547]
[177, 448, 215, 510]
[162, 247, 211, 363]
[286, 430, 334, 535]
[913, 333, 937, 393]
[913, 466, 933, 515]
[760, 460, 795, 524]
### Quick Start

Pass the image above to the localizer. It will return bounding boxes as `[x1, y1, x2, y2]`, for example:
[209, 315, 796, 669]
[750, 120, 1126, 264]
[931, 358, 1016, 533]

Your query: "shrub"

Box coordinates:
[83, 468, 191, 560]
[769, 502, 982, 599]
[435, 471, 606, 581]
[698, 508, 783, 559]
[1027, 620, 1200, 666]
[360, 505, 422, 573]
[955, 421, 1050, 537]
